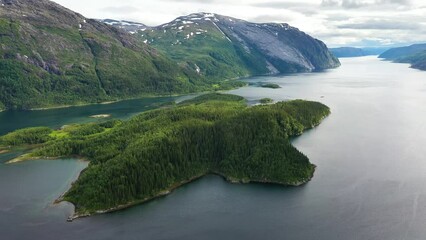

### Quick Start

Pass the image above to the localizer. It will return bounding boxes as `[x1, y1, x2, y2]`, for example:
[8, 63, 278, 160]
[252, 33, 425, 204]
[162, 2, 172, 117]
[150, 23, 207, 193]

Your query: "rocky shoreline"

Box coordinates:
[213, 167, 316, 187]
[0, 149, 10, 154]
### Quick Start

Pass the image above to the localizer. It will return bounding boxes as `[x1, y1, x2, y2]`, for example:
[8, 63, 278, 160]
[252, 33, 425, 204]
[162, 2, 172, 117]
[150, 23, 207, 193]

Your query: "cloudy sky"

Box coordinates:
[52, 0, 426, 47]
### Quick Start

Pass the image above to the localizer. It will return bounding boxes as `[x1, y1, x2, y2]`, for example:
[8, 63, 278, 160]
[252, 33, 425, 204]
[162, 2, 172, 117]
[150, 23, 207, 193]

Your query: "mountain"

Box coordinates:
[0, 0, 210, 110]
[331, 47, 387, 58]
[0, 0, 339, 111]
[379, 44, 426, 71]
[379, 44, 426, 59]
[103, 13, 340, 81]
[1, 93, 330, 218]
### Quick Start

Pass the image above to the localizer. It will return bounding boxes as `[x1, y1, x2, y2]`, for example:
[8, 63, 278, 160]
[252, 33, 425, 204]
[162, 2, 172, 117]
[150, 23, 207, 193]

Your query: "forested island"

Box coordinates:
[0, 94, 330, 220]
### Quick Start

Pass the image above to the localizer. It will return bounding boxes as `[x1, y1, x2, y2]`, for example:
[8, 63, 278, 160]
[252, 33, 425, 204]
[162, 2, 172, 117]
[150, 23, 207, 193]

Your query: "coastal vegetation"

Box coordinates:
[260, 98, 274, 104]
[0, 93, 330, 218]
[261, 83, 281, 89]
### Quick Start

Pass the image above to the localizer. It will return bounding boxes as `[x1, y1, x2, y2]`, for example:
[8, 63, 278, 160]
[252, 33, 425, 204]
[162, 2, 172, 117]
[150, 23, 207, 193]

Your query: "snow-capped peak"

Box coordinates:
[100, 19, 149, 32]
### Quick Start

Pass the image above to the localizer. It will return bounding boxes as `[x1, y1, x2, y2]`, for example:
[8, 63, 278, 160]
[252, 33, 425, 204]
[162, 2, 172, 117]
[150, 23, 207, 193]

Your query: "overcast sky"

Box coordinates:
[52, 0, 426, 47]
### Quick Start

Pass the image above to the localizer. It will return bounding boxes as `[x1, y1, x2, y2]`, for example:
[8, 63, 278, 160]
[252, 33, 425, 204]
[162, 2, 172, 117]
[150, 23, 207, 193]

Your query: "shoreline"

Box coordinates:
[212, 167, 316, 187]
[6, 74, 259, 112]
[6, 154, 87, 164]
[29, 100, 120, 111]
[27, 83, 248, 112]
[5, 150, 316, 221]
[27, 93, 204, 111]
[0, 149, 10, 154]
[63, 172, 208, 222]
[0, 63, 341, 113]
[99, 101, 116, 105]
[6, 152, 48, 164]
[63, 169, 316, 222]
[89, 114, 111, 118]
[3, 96, 325, 222]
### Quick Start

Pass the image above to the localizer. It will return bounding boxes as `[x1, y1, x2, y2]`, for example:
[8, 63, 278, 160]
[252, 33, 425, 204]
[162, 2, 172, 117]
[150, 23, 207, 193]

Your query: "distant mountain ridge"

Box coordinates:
[379, 44, 426, 71]
[379, 44, 426, 59]
[331, 47, 387, 58]
[101, 13, 340, 80]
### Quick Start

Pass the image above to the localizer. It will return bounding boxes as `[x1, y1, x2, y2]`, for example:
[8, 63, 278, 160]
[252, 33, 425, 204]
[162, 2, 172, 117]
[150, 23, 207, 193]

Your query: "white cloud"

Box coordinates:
[51, 0, 426, 47]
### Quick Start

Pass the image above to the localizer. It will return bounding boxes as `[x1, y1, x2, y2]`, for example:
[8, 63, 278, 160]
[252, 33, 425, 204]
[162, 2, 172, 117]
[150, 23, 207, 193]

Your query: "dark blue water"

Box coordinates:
[1, 57, 426, 240]
[0, 95, 199, 135]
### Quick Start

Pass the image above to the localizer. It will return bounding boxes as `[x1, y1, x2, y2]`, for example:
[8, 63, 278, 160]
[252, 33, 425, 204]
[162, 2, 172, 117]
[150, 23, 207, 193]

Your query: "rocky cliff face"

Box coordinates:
[214, 14, 340, 72]
[112, 13, 339, 80]
[0, 0, 203, 110]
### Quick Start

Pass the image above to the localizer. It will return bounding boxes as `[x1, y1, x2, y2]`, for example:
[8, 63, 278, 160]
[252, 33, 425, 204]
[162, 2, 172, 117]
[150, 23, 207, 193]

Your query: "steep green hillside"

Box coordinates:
[0, 0, 234, 110]
[0, 1, 340, 110]
[1, 93, 330, 218]
[125, 13, 340, 81]
[138, 18, 268, 80]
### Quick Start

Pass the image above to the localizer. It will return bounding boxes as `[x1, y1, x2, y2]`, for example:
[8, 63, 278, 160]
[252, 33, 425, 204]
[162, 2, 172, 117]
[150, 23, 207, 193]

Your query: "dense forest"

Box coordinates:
[0, 94, 330, 217]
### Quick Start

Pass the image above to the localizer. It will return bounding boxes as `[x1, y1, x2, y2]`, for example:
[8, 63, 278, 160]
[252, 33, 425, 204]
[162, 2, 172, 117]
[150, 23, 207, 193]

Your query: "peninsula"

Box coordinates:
[0, 94, 330, 220]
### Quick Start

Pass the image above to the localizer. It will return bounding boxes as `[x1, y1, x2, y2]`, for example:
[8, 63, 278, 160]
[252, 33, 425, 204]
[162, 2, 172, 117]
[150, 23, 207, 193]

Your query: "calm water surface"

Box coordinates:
[0, 95, 199, 135]
[1, 57, 426, 240]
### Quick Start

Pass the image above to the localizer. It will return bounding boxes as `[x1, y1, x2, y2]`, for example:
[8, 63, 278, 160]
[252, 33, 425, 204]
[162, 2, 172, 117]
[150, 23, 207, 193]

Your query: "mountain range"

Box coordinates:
[0, 0, 339, 110]
[102, 13, 340, 80]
